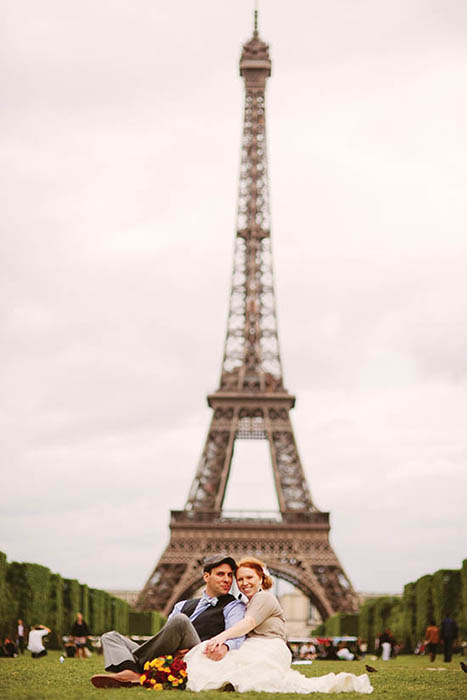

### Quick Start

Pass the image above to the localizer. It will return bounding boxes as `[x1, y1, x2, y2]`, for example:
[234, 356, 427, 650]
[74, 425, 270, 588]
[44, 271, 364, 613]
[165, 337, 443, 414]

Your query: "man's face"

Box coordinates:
[203, 563, 234, 598]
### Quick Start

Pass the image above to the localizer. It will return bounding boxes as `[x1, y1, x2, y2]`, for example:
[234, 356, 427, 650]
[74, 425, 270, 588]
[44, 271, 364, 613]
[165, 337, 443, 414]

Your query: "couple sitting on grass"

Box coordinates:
[91, 553, 373, 693]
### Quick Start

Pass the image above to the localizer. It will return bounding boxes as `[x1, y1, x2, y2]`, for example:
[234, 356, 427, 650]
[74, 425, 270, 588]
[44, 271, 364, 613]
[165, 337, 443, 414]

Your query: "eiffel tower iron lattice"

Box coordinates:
[138, 18, 358, 620]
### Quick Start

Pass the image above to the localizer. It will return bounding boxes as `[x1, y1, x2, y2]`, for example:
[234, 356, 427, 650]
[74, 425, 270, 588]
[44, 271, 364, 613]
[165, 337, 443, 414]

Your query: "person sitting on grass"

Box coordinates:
[27, 624, 50, 658]
[0, 637, 18, 657]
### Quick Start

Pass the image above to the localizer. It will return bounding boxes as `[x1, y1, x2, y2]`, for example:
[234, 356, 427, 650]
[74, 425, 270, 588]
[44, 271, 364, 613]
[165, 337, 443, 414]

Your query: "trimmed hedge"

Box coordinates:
[6, 562, 52, 628]
[432, 569, 461, 627]
[112, 597, 130, 636]
[90, 588, 109, 635]
[63, 578, 81, 632]
[81, 584, 90, 623]
[373, 597, 399, 638]
[0, 551, 135, 645]
[358, 598, 377, 649]
[47, 574, 64, 649]
[324, 613, 358, 637]
[461, 559, 467, 637]
[129, 611, 165, 636]
[0, 551, 9, 637]
[415, 574, 433, 641]
[402, 582, 416, 650]
[386, 598, 404, 647]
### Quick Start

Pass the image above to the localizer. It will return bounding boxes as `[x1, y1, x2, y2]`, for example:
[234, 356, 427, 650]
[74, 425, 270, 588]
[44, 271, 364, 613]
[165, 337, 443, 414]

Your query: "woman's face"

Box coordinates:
[236, 566, 262, 599]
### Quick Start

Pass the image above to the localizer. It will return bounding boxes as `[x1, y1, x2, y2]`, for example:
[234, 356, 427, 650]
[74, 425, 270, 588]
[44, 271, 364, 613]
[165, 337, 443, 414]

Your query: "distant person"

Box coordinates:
[424, 620, 440, 662]
[27, 624, 50, 658]
[380, 629, 393, 661]
[2, 637, 17, 657]
[71, 612, 90, 659]
[440, 613, 458, 662]
[358, 639, 368, 658]
[17, 619, 25, 654]
[336, 642, 355, 661]
[321, 642, 339, 660]
[64, 636, 77, 658]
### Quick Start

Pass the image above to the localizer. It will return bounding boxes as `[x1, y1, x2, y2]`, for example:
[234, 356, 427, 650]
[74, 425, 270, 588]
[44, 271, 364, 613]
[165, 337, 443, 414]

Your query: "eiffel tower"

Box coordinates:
[138, 15, 358, 620]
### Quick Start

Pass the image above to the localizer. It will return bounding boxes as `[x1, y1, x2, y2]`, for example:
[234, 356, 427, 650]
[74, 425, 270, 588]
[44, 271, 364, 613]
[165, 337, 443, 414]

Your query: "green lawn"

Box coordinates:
[0, 652, 464, 699]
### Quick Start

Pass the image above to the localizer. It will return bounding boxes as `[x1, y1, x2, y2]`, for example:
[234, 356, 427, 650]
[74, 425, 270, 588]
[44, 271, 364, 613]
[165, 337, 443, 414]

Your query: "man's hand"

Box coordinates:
[175, 648, 189, 659]
[203, 642, 228, 661]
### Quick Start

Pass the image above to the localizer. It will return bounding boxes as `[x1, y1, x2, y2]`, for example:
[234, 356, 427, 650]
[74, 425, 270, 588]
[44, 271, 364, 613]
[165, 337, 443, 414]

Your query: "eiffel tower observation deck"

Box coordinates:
[138, 14, 358, 620]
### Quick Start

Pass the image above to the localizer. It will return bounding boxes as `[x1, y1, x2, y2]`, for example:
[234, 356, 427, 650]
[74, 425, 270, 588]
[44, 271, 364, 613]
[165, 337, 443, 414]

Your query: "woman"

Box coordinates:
[185, 557, 373, 694]
[71, 612, 90, 659]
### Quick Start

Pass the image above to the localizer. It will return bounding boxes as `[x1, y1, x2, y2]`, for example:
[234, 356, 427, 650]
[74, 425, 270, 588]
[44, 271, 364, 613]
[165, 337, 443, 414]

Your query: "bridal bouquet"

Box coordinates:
[140, 655, 188, 691]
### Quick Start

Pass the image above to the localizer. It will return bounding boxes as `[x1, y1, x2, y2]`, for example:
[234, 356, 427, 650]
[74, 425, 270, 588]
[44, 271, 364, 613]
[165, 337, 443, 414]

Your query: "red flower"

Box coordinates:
[171, 658, 186, 672]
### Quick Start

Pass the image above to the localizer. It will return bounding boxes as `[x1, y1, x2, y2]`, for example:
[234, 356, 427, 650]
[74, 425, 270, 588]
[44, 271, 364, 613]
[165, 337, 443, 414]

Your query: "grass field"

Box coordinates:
[0, 651, 464, 699]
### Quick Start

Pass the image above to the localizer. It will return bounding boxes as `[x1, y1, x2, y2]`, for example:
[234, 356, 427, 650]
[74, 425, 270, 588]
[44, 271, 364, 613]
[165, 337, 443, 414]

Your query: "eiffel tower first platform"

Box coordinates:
[137, 15, 358, 620]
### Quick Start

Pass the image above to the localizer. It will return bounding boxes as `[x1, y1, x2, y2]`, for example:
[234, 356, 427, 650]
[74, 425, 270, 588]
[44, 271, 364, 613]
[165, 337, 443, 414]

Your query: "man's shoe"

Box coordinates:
[91, 670, 141, 688]
[460, 661, 467, 673]
[220, 682, 236, 692]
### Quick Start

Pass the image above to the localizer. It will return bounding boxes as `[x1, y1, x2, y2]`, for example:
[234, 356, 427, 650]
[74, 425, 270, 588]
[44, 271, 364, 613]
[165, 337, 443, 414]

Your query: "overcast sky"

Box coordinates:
[1, 1, 466, 600]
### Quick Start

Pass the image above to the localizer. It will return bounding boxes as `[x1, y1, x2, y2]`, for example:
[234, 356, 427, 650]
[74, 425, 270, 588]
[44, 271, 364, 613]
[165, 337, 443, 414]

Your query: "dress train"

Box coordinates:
[185, 638, 373, 694]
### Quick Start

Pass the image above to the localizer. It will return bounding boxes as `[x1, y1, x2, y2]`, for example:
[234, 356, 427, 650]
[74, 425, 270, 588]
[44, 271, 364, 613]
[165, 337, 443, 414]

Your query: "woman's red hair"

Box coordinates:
[237, 556, 273, 590]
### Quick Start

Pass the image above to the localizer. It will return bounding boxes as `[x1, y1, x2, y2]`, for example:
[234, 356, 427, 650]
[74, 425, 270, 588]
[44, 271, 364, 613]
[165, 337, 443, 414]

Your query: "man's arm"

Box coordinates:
[222, 600, 246, 651]
[205, 614, 256, 655]
[203, 600, 246, 661]
[167, 600, 186, 621]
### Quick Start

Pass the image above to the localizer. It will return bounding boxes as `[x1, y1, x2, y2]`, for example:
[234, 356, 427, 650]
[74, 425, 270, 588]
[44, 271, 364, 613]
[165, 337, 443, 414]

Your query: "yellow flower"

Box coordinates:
[144, 662, 150, 671]
[166, 655, 173, 661]
[154, 683, 163, 690]
[168, 675, 176, 682]
[140, 674, 147, 685]
[150, 679, 156, 685]
[180, 670, 187, 677]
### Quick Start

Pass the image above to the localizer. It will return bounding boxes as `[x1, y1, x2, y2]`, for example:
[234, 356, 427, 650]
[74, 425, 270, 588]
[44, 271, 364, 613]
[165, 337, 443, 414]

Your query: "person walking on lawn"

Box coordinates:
[424, 620, 440, 663]
[440, 613, 458, 662]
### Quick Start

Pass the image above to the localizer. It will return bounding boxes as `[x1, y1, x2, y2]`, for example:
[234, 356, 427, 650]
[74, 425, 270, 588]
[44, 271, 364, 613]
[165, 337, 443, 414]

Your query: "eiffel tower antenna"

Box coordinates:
[138, 18, 358, 620]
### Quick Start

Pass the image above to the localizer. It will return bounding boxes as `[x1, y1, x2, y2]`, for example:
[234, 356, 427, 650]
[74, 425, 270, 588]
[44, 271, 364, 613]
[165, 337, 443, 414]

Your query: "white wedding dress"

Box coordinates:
[185, 637, 373, 694]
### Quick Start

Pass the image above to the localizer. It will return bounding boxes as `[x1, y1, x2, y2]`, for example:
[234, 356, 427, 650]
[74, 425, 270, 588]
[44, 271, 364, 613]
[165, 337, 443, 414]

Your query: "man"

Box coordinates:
[91, 553, 245, 689]
[424, 619, 439, 663]
[27, 624, 50, 658]
[440, 612, 458, 662]
[17, 619, 25, 654]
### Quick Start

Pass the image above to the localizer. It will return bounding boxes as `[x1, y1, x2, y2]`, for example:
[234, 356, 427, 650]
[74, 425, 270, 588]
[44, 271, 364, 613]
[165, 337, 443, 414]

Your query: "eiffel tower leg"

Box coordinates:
[185, 409, 238, 512]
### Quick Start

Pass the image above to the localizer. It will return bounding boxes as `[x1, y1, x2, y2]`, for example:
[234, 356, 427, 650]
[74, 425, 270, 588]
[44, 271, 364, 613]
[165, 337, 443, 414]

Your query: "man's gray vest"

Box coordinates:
[181, 594, 235, 641]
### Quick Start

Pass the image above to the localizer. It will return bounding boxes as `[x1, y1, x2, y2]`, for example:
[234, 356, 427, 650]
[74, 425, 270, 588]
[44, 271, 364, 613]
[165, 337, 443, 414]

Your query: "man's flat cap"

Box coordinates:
[202, 553, 237, 572]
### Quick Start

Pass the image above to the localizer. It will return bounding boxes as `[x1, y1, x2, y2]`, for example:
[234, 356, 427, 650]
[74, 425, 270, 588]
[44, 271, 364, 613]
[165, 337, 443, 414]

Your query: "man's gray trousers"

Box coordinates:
[101, 614, 201, 671]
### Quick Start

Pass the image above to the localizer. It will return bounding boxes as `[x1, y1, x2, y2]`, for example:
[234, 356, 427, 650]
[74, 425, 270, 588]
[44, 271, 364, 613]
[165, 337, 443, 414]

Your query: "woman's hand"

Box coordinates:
[202, 613, 257, 662]
[204, 632, 228, 657]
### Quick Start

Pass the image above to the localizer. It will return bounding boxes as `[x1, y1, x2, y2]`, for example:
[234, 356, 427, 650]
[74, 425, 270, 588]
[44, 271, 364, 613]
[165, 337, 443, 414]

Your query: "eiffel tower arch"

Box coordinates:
[138, 16, 358, 619]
